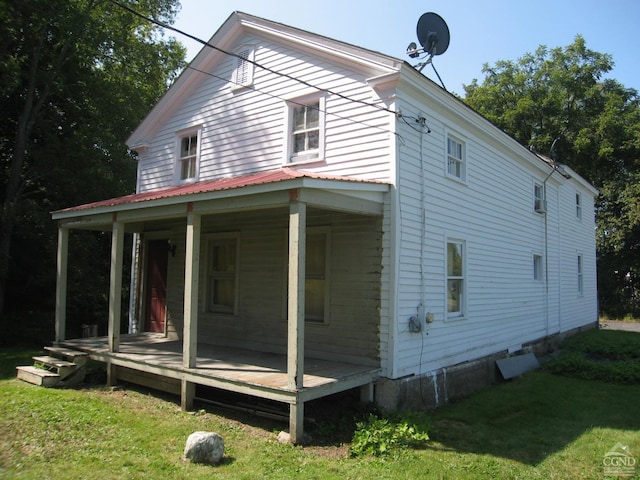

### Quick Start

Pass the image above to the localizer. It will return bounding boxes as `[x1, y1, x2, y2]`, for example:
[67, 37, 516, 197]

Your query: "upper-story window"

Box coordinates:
[286, 95, 325, 164]
[446, 135, 465, 180]
[176, 128, 201, 183]
[576, 191, 582, 220]
[231, 45, 254, 88]
[534, 182, 546, 213]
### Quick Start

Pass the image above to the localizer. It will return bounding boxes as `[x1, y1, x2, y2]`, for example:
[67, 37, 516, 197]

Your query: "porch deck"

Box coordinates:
[60, 333, 381, 406]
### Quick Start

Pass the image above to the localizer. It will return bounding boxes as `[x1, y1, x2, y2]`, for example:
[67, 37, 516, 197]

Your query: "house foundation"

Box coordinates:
[375, 322, 597, 411]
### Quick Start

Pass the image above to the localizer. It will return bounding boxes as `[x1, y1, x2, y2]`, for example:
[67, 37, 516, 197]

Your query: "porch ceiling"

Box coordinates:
[52, 168, 389, 230]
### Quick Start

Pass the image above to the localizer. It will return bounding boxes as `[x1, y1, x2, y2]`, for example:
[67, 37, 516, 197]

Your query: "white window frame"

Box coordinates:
[284, 93, 326, 165]
[231, 45, 255, 89]
[281, 226, 331, 324]
[533, 254, 544, 281]
[445, 133, 466, 181]
[205, 233, 240, 315]
[575, 191, 582, 220]
[446, 239, 466, 320]
[577, 254, 584, 296]
[175, 127, 201, 184]
[534, 181, 546, 213]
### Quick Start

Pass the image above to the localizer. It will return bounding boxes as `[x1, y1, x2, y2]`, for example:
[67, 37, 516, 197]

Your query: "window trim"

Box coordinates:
[577, 253, 584, 296]
[281, 226, 331, 325]
[534, 181, 546, 213]
[205, 233, 240, 316]
[174, 126, 202, 184]
[533, 253, 544, 281]
[445, 132, 466, 182]
[284, 93, 326, 165]
[231, 44, 255, 89]
[575, 191, 582, 220]
[445, 238, 466, 320]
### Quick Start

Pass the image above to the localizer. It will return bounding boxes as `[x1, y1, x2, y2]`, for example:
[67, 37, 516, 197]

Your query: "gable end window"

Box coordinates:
[232, 46, 254, 88]
[286, 95, 325, 164]
[176, 128, 201, 183]
[446, 135, 465, 180]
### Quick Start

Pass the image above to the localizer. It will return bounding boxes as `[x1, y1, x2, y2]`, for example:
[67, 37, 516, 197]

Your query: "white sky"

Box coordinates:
[172, 0, 640, 96]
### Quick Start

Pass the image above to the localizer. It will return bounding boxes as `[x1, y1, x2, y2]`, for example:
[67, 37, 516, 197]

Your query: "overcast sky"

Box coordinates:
[172, 0, 639, 96]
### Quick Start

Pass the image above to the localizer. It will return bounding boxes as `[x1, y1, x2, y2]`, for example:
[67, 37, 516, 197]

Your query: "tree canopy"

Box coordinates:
[464, 36, 640, 317]
[0, 0, 185, 333]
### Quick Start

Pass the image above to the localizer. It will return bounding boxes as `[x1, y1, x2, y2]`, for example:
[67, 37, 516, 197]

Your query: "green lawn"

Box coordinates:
[1, 331, 639, 479]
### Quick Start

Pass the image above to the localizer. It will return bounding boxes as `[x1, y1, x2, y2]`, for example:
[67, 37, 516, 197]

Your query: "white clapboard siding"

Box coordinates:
[136, 33, 394, 192]
[161, 208, 381, 366]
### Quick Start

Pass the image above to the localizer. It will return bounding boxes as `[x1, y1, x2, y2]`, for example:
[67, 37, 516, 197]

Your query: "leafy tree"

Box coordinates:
[0, 0, 185, 334]
[464, 36, 640, 317]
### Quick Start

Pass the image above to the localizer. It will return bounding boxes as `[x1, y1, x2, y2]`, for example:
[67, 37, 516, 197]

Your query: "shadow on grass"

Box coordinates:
[429, 370, 640, 465]
[0, 347, 42, 380]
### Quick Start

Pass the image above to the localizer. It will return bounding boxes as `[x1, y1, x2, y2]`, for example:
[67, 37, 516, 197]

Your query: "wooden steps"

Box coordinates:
[16, 346, 89, 388]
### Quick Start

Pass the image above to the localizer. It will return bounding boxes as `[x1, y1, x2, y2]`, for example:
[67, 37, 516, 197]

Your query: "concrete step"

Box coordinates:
[16, 366, 61, 387]
[44, 346, 88, 365]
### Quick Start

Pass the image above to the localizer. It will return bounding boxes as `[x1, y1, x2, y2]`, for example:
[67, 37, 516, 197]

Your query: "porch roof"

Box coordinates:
[52, 168, 389, 228]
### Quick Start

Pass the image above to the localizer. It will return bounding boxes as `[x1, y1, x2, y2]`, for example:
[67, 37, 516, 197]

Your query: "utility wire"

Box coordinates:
[107, 0, 399, 117]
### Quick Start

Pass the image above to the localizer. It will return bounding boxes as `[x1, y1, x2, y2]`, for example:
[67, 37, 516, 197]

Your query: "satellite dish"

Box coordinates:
[416, 12, 450, 56]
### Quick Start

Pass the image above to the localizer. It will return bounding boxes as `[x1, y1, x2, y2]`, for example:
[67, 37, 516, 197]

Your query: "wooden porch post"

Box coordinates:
[107, 220, 124, 387]
[182, 212, 201, 411]
[287, 196, 306, 443]
[54, 226, 69, 344]
[108, 220, 124, 354]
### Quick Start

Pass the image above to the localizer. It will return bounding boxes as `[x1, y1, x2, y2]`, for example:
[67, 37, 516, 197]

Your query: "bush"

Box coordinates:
[349, 413, 430, 457]
[545, 330, 640, 384]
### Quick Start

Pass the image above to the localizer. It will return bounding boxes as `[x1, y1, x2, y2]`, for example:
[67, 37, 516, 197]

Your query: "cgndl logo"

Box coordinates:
[603, 443, 636, 477]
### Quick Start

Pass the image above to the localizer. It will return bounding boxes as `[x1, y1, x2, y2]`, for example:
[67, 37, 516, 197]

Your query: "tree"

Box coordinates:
[0, 0, 185, 331]
[463, 36, 640, 317]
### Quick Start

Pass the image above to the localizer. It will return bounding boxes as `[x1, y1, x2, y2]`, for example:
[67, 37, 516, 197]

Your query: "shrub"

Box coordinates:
[545, 330, 640, 384]
[349, 413, 430, 457]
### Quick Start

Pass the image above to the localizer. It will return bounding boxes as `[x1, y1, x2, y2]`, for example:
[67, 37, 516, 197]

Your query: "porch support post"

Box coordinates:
[54, 226, 69, 344]
[183, 212, 201, 369]
[287, 196, 306, 444]
[108, 220, 124, 354]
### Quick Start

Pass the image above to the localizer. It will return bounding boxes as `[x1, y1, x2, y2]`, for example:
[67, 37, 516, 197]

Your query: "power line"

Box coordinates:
[107, 0, 399, 116]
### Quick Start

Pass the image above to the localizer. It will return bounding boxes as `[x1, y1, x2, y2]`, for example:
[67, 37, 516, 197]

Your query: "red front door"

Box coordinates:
[144, 240, 168, 333]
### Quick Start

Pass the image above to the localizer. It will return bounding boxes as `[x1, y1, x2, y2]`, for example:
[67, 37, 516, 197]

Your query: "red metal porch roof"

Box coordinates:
[53, 168, 387, 214]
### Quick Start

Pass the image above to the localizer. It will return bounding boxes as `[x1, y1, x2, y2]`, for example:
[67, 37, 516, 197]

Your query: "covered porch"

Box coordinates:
[51, 168, 389, 443]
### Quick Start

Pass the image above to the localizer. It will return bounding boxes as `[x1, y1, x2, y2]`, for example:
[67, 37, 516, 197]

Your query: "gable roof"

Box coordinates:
[127, 11, 403, 149]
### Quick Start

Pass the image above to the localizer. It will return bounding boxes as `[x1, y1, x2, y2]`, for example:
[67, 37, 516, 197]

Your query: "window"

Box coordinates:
[231, 46, 254, 88]
[577, 254, 584, 295]
[287, 96, 325, 163]
[206, 236, 239, 314]
[534, 182, 546, 213]
[282, 228, 330, 323]
[177, 131, 200, 182]
[446, 135, 465, 180]
[533, 254, 543, 281]
[576, 192, 582, 219]
[305, 232, 329, 322]
[446, 240, 465, 318]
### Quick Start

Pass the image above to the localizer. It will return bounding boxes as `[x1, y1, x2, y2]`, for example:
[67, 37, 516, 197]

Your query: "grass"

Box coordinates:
[1, 330, 640, 479]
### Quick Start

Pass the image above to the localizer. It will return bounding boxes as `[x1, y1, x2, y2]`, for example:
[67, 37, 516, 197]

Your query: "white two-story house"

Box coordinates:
[49, 12, 598, 443]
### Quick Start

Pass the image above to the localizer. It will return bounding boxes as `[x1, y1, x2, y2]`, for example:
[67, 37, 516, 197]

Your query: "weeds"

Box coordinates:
[349, 412, 430, 457]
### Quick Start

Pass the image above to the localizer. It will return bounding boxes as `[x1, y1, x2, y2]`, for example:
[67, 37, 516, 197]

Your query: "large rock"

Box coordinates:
[184, 431, 224, 465]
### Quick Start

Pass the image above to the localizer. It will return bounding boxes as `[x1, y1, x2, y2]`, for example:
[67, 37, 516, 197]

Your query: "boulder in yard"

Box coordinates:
[184, 431, 224, 465]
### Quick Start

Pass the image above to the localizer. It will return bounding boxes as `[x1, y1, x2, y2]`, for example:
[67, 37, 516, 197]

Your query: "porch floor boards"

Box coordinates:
[60, 333, 380, 402]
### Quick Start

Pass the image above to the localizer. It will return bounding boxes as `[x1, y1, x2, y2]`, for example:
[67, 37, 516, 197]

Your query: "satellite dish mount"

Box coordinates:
[406, 12, 450, 89]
